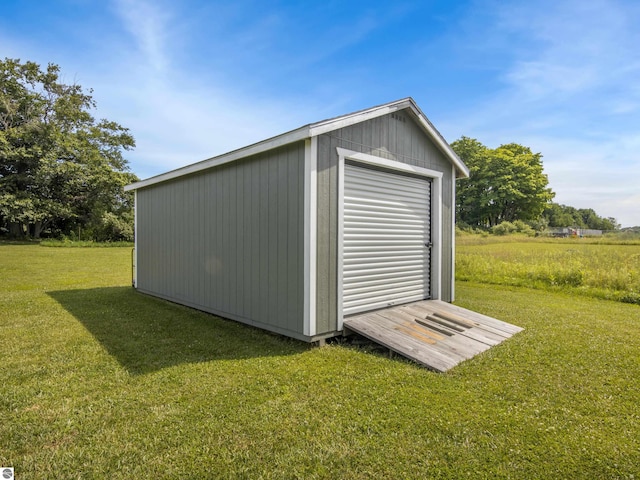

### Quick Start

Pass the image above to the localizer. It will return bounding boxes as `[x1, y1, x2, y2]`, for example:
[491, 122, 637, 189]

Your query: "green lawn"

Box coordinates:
[1, 244, 639, 479]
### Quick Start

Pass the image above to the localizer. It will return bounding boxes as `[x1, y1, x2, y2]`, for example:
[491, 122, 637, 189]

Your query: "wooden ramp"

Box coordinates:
[343, 300, 523, 372]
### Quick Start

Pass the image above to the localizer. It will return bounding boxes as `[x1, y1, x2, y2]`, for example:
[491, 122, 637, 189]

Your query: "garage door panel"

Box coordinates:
[344, 252, 426, 261]
[346, 220, 428, 229]
[346, 220, 427, 228]
[343, 164, 431, 316]
[344, 272, 425, 286]
[345, 202, 425, 218]
[345, 250, 426, 260]
[346, 233, 426, 242]
[345, 291, 426, 312]
[346, 188, 428, 202]
[346, 184, 429, 201]
[346, 170, 429, 192]
[346, 211, 428, 220]
[344, 264, 427, 278]
[345, 284, 427, 298]
[346, 285, 427, 303]
[346, 239, 429, 247]
[347, 229, 428, 237]
[345, 198, 427, 210]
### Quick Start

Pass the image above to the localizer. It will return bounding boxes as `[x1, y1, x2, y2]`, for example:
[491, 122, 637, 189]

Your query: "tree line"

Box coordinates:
[451, 137, 618, 232]
[542, 203, 618, 231]
[1, 58, 619, 242]
[0, 58, 137, 241]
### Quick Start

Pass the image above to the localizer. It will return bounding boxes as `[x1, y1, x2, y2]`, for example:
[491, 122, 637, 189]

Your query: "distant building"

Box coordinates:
[547, 227, 603, 237]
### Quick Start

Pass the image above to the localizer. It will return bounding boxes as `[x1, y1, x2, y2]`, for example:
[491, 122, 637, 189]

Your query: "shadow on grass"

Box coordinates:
[48, 287, 307, 375]
[0, 239, 41, 245]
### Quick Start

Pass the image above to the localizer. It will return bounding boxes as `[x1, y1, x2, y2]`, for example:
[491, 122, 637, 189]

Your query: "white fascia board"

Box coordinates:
[124, 126, 310, 191]
[303, 137, 318, 337]
[409, 108, 470, 178]
[309, 99, 413, 137]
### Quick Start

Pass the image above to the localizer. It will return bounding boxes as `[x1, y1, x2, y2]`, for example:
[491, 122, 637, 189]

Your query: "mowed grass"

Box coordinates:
[457, 235, 640, 304]
[1, 244, 640, 479]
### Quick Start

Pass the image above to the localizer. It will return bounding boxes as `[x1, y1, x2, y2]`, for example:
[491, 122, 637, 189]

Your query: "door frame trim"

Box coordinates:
[336, 148, 443, 330]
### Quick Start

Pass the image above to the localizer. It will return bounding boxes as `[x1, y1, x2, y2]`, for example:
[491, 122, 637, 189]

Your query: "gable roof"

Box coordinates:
[125, 97, 469, 192]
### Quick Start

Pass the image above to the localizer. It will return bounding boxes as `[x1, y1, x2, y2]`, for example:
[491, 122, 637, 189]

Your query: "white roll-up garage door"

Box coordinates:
[343, 163, 431, 316]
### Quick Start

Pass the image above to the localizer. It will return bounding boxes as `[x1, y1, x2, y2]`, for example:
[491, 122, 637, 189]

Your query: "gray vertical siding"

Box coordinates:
[136, 142, 306, 339]
[315, 108, 455, 334]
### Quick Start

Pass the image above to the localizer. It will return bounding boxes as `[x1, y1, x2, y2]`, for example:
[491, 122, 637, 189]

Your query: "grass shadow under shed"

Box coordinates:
[48, 287, 307, 375]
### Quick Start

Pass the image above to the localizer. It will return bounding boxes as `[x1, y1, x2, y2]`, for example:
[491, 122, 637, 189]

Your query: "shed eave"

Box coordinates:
[403, 100, 469, 179]
[124, 125, 311, 191]
[308, 99, 413, 136]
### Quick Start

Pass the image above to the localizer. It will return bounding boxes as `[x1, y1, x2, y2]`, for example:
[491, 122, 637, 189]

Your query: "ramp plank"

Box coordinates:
[430, 300, 524, 335]
[343, 300, 523, 372]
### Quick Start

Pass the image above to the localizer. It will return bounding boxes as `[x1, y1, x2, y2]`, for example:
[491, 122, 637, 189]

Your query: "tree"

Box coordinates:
[452, 137, 555, 227]
[542, 203, 618, 231]
[0, 58, 137, 239]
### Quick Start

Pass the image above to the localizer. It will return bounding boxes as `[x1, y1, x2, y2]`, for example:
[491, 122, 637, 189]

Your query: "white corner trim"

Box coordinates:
[133, 189, 138, 288]
[303, 137, 318, 337]
[336, 153, 345, 331]
[336, 148, 443, 329]
[451, 164, 457, 302]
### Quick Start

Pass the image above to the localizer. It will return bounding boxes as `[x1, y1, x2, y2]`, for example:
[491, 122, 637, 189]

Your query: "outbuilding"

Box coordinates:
[125, 98, 470, 344]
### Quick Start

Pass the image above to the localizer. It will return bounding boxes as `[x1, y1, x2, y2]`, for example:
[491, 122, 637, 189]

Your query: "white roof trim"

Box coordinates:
[125, 127, 310, 191]
[409, 103, 470, 178]
[125, 97, 468, 191]
[309, 101, 407, 136]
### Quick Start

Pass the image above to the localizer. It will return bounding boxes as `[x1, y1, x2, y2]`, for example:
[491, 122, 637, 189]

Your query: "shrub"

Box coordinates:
[491, 221, 516, 235]
[88, 212, 134, 242]
[491, 220, 536, 236]
[512, 220, 536, 236]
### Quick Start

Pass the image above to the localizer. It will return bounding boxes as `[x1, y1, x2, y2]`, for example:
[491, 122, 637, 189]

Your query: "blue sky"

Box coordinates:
[2, 0, 639, 226]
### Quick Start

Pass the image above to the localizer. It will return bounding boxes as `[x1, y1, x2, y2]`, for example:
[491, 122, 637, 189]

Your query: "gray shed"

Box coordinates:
[125, 98, 471, 344]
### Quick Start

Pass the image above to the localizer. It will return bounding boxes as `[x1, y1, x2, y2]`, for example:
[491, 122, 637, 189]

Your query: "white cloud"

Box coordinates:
[3, 0, 638, 225]
[88, 0, 395, 180]
[499, 0, 640, 104]
[437, 0, 640, 227]
[90, 69, 313, 178]
[111, 0, 171, 73]
[74, 1, 319, 179]
[505, 61, 599, 100]
[504, 136, 640, 227]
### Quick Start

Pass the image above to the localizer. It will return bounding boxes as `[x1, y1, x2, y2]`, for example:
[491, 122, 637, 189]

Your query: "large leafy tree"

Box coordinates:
[0, 58, 137, 239]
[452, 137, 555, 227]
